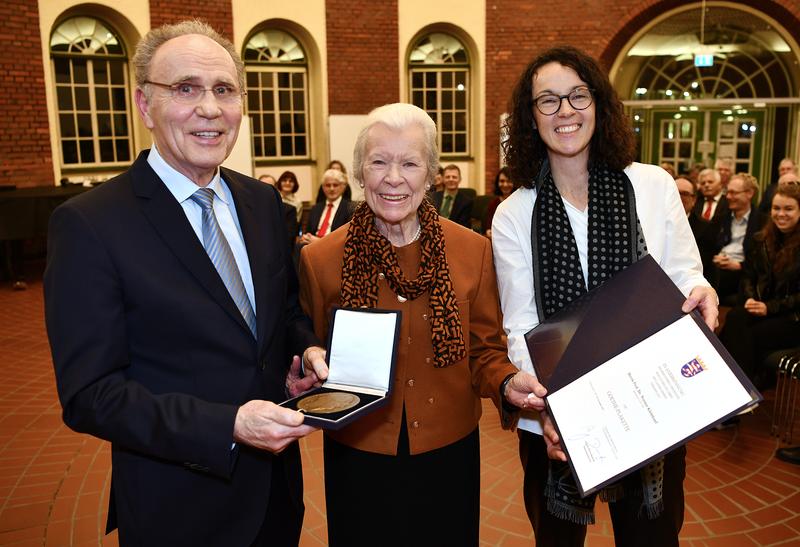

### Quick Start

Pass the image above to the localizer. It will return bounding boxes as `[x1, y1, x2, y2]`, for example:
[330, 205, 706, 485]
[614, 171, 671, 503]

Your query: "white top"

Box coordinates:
[491, 162, 709, 435]
[147, 145, 256, 314]
[719, 210, 750, 263]
[315, 195, 344, 236]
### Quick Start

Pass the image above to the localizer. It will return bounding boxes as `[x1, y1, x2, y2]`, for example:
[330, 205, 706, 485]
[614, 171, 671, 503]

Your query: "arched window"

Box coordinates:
[409, 32, 470, 156]
[616, 5, 798, 180]
[244, 29, 309, 160]
[50, 16, 132, 167]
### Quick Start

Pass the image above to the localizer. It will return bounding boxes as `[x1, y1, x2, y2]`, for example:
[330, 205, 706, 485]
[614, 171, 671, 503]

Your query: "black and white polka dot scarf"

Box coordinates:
[531, 161, 665, 525]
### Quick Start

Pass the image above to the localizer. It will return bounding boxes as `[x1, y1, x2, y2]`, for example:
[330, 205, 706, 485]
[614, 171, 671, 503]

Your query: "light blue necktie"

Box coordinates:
[190, 188, 257, 337]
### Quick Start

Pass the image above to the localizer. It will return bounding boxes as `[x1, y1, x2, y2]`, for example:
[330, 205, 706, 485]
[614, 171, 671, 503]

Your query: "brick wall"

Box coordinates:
[326, 0, 399, 114]
[149, 0, 234, 40]
[0, 1, 52, 187]
[484, 0, 800, 193]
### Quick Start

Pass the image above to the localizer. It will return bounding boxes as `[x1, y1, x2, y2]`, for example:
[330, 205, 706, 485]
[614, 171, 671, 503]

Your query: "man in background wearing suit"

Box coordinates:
[299, 168, 355, 245]
[709, 173, 765, 305]
[692, 167, 729, 275]
[44, 20, 327, 547]
[432, 164, 474, 229]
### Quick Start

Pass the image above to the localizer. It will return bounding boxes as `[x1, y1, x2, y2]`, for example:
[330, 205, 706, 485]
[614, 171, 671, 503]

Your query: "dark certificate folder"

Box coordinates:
[525, 255, 761, 496]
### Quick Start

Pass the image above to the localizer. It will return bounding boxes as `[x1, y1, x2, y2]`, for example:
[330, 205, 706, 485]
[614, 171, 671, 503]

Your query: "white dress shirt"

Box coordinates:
[491, 162, 709, 435]
[147, 145, 256, 314]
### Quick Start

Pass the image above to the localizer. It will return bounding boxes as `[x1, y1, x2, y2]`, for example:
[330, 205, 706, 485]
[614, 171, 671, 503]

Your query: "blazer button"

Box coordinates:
[260, 360, 267, 371]
[407, 378, 415, 387]
[411, 420, 420, 428]
[422, 313, 428, 321]
[378, 272, 385, 280]
[425, 357, 431, 364]
[428, 397, 434, 404]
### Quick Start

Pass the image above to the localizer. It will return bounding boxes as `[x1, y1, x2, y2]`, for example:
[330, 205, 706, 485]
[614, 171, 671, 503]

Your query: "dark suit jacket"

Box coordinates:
[709, 207, 766, 302]
[433, 190, 474, 229]
[44, 151, 318, 546]
[304, 198, 355, 236]
[692, 194, 729, 276]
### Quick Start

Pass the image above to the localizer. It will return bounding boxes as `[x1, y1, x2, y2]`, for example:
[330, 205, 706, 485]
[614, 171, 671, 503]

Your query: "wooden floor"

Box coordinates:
[1, 267, 799, 546]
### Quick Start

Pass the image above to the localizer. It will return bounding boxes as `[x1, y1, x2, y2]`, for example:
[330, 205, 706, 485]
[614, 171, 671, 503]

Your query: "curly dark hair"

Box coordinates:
[759, 183, 800, 273]
[277, 170, 299, 194]
[503, 46, 636, 188]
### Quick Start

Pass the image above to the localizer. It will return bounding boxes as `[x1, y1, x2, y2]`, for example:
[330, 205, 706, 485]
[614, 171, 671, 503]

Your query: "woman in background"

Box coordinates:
[483, 166, 518, 237]
[276, 170, 303, 223]
[719, 181, 800, 388]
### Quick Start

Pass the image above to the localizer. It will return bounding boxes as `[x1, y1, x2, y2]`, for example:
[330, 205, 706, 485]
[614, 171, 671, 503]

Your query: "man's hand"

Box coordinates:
[503, 371, 547, 411]
[712, 254, 742, 271]
[681, 285, 719, 330]
[233, 400, 317, 454]
[541, 410, 567, 461]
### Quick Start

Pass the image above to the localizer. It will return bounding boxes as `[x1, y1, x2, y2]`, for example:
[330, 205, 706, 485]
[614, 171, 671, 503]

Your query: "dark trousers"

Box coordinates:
[719, 306, 800, 387]
[324, 426, 480, 547]
[518, 430, 686, 547]
[251, 455, 304, 547]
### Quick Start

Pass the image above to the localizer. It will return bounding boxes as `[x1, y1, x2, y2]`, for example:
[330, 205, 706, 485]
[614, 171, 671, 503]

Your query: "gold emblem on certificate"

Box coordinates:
[297, 392, 360, 414]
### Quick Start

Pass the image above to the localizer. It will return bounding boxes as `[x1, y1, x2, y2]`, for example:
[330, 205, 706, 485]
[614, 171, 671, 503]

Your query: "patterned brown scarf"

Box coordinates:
[340, 200, 466, 367]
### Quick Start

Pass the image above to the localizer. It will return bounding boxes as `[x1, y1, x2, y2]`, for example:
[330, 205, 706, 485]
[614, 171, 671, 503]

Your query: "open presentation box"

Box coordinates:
[281, 307, 401, 430]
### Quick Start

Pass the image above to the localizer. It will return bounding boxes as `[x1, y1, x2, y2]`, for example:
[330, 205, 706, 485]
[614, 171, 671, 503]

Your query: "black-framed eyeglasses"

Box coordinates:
[534, 87, 594, 116]
[144, 80, 246, 104]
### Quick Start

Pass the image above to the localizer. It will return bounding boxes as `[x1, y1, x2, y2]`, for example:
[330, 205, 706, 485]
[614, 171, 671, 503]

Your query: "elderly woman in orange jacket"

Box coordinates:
[298, 103, 545, 547]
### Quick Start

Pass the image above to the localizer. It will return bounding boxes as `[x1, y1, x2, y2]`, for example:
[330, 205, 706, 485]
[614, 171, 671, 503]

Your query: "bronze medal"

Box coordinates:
[297, 392, 360, 414]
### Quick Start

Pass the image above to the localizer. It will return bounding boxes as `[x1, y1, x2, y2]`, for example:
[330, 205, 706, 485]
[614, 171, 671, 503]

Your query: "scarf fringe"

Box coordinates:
[546, 497, 596, 526]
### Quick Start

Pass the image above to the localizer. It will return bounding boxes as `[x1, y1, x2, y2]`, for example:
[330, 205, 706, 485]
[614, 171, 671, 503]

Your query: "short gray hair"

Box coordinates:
[322, 168, 346, 185]
[699, 168, 721, 183]
[132, 19, 245, 91]
[352, 103, 438, 188]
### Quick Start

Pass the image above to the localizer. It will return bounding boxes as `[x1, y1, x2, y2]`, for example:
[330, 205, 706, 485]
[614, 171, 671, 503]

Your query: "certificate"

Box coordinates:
[547, 315, 754, 495]
[526, 255, 761, 496]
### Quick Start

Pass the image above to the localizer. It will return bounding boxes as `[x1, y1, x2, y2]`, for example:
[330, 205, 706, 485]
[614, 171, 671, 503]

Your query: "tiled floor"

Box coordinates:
[1, 267, 799, 546]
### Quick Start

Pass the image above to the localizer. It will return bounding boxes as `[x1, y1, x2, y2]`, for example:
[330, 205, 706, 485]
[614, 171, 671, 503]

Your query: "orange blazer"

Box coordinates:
[299, 218, 517, 455]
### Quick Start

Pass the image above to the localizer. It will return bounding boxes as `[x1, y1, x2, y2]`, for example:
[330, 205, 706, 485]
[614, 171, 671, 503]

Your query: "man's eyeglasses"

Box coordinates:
[534, 87, 594, 116]
[144, 80, 246, 104]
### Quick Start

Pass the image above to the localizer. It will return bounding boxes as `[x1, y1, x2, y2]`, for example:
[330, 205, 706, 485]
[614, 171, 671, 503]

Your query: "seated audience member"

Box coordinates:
[434, 165, 445, 192]
[675, 176, 705, 241]
[261, 174, 298, 251]
[714, 157, 734, 190]
[693, 167, 729, 274]
[719, 181, 800, 389]
[759, 158, 798, 215]
[709, 173, 765, 305]
[483, 167, 519, 237]
[300, 169, 355, 245]
[660, 162, 677, 178]
[432, 164, 473, 229]
[315, 161, 353, 203]
[276, 170, 303, 223]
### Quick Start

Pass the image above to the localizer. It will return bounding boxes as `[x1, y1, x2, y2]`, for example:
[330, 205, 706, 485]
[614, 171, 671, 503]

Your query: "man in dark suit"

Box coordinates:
[692, 167, 729, 276]
[432, 164, 474, 229]
[299, 168, 355, 245]
[44, 21, 327, 547]
[709, 173, 765, 305]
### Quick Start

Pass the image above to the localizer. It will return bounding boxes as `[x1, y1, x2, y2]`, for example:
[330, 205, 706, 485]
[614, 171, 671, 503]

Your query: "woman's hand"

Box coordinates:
[744, 298, 768, 316]
[503, 371, 547, 411]
[681, 285, 719, 330]
[541, 410, 567, 461]
[285, 346, 328, 397]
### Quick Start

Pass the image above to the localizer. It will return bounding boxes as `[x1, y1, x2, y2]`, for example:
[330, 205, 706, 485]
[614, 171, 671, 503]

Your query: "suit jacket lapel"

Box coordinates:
[131, 154, 253, 338]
